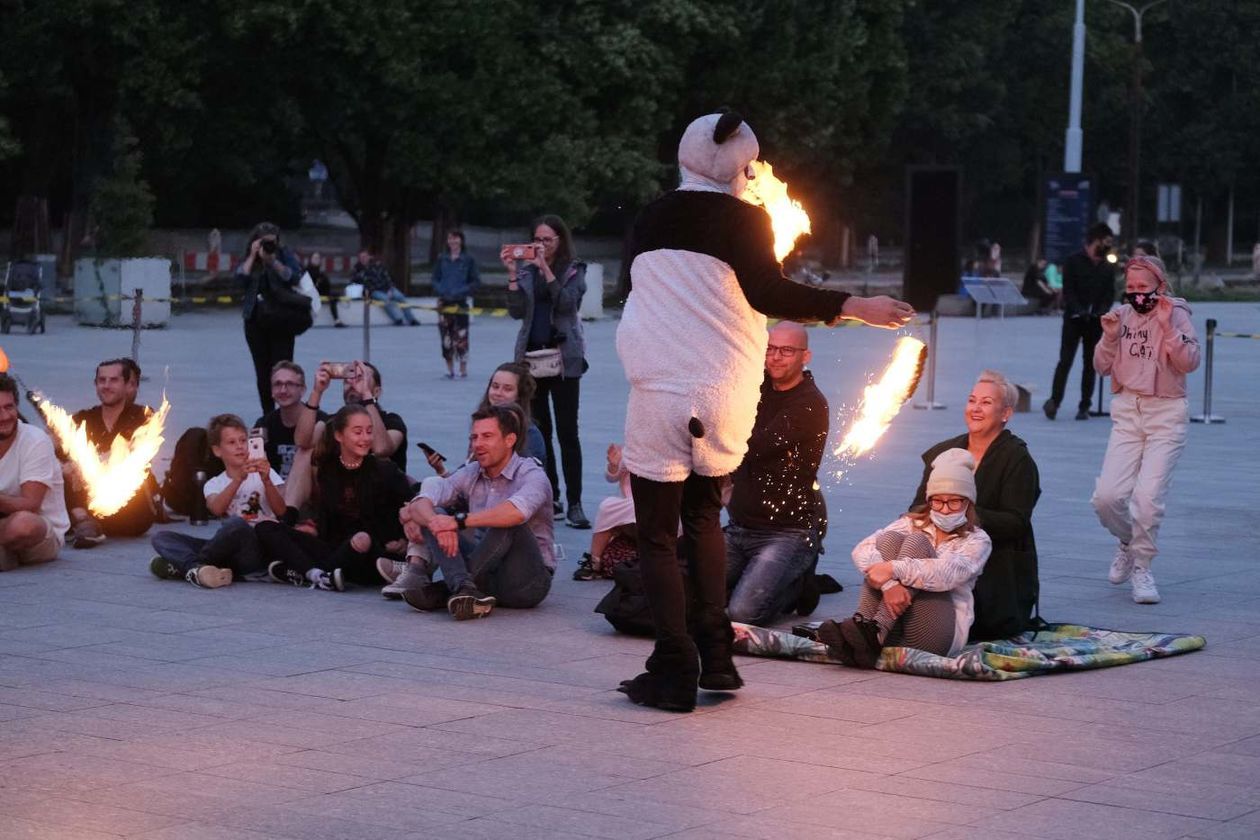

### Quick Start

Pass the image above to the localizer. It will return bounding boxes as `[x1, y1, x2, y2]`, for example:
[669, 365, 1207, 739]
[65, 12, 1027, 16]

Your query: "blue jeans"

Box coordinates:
[150, 517, 264, 579]
[370, 287, 417, 325]
[424, 524, 552, 608]
[724, 524, 819, 625]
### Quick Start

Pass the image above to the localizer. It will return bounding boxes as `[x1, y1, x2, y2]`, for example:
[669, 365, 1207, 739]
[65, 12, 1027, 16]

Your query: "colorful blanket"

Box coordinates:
[731, 622, 1206, 681]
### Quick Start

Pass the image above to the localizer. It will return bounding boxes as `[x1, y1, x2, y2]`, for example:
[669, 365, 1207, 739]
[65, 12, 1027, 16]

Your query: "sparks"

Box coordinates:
[33, 392, 170, 517]
[742, 160, 811, 262]
[834, 337, 927, 461]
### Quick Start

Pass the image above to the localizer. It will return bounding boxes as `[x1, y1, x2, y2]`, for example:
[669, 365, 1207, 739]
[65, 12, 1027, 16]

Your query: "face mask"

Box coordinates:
[1124, 291, 1159, 314]
[930, 510, 968, 532]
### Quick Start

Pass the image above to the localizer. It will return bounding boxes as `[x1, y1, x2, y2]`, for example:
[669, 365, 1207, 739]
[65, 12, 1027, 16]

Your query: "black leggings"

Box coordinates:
[245, 318, 296, 416]
[532, 376, 583, 505]
[630, 472, 728, 649]
[254, 521, 379, 586]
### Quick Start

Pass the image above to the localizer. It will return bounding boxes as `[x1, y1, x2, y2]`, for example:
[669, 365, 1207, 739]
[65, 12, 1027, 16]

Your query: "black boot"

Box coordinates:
[815, 619, 857, 667]
[692, 610, 744, 692]
[617, 637, 699, 712]
[838, 613, 884, 669]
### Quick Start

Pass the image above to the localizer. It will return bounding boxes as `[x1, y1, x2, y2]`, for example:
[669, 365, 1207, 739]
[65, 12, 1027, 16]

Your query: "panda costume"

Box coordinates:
[615, 112, 912, 712]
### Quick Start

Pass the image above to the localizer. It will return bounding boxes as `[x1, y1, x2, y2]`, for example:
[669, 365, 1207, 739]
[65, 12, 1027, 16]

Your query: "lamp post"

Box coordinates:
[1107, 0, 1167, 246]
[1064, 0, 1086, 173]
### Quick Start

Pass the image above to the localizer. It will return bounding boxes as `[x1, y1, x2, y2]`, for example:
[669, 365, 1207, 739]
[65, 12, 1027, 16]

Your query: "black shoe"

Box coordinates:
[1042, 398, 1058, 420]
[572, 553, 600, 581]
[617, 672, 697, 712]
[447, 583, 495, 620]
[552, 500, 564, 520]
[149, 555, 182, 581]
[1075, 408, 1090, 420]
[402, 581, 450, 612]
[268, 560, 308, 588]
[566, 503, 591, 530]
[838, 614, 884, 669]
[693, 614, 744, 692]
[815, 619, 857, 666]
[796, 571, 822, 617]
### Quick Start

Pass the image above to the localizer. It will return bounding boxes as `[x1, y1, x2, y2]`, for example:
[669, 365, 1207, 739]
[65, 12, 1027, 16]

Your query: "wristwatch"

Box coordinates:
[359, 398, 378, 408]
[454, 512, 468, 531]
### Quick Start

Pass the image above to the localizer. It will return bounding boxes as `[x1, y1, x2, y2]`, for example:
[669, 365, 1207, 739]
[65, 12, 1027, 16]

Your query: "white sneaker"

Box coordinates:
[381, 563, 432, 600]
[1108, 543, 1134, 585]
[1130, 567, 1160, 604]
[376, 557, 407, 583]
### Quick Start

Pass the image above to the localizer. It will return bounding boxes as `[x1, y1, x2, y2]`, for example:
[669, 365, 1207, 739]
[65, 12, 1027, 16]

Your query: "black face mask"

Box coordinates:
[1124, 291, 1159, 314]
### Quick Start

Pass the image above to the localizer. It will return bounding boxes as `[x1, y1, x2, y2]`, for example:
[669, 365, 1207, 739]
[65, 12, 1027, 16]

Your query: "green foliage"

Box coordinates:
[90, 123, 155, 257]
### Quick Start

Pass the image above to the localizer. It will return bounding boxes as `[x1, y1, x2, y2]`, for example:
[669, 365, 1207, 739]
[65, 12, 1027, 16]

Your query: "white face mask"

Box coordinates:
[930, 510, 968, 532]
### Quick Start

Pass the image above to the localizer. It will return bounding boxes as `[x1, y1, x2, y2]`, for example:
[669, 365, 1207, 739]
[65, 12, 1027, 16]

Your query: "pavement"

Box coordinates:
[0, 301, 1257, 840]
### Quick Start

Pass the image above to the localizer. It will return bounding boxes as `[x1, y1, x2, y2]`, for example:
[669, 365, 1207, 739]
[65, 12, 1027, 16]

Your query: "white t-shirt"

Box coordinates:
[0, 423, 70, 535]
[203, 469, 284, 522]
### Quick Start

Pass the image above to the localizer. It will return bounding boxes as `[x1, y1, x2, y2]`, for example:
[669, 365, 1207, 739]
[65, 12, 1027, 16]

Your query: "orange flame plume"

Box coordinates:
[33, 392, 170, 517]
[834, 337, 927, 460]
[742, 160, 811, 263]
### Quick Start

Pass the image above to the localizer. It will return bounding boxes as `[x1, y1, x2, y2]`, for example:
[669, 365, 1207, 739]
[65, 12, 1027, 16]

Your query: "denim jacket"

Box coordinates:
[238, 246, 303, 321]
[508, 262, 587, 379]
[432, 252, 481, 302]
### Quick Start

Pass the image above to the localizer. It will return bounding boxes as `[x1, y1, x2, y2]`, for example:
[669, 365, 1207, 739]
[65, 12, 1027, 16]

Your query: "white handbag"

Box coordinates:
[524, 348, 563, 378]
[298, 271, 322, 320]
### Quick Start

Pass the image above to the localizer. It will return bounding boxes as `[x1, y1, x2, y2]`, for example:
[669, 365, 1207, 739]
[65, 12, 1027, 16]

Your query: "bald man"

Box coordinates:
[724, 322, 831, 625]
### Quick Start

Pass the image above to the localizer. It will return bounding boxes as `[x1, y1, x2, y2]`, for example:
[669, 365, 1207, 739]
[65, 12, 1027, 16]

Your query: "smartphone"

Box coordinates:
[416, 442, 447, 463]
[505, 243, 539, 261]
[247, 428, 267, 462]
[324, 361, 354, 379]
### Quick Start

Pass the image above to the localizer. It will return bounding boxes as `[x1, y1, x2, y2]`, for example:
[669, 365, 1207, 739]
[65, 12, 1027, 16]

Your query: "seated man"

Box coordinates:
[61, 358, 158, 547]
[354, 249, 418, 326]
[150, 414, 285, 588]
[725, 322, 829, 626]
[255, 361, 327, 481]
[399, 404, 553, 620]
[299, 360, 407, 473]
[0, 374, 69, 571]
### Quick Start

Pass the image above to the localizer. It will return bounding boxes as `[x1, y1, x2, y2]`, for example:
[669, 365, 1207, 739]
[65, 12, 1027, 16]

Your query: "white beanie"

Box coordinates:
[926, 448, 977, 503]
[678, 112, 759, 188]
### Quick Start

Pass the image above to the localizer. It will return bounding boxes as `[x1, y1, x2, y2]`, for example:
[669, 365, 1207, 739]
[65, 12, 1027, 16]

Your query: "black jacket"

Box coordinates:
[1061, 250, 1115, 319]
[911, 430, 1040, 640]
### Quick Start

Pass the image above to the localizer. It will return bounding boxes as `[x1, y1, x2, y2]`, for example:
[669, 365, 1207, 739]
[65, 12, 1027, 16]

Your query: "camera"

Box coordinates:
[260, 239, 278, 255]
[506, 244, 539, 261]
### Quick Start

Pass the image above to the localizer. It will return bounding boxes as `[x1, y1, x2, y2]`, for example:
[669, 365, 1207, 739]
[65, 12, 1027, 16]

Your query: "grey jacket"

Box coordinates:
[508, 261, 588, 378]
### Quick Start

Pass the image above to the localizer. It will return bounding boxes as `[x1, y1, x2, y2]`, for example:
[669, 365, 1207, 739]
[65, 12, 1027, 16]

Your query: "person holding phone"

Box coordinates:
[237, 222, 305, 415]
[433, 229, 481, 378]
[297, 360, 407, 473]
[501, 216, 589, 529]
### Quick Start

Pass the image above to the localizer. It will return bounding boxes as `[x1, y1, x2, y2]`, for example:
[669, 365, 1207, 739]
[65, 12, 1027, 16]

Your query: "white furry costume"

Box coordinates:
[617, 113, 851, 482]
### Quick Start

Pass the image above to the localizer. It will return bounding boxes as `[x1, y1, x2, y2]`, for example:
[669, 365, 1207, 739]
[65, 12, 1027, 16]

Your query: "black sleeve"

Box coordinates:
[976, 451, 1040, 544]
[726, 203, 850, 323]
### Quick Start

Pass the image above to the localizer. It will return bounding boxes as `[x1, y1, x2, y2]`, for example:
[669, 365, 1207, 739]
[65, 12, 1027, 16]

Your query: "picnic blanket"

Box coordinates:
[732, 621, 1206, 681]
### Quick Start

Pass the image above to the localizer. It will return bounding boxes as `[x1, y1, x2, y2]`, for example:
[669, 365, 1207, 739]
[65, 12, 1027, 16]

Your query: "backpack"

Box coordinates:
[160, 426, 224, 514]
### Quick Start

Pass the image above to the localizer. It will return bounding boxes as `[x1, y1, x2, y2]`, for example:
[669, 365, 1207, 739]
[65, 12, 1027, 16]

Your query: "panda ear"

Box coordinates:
[713, 112, 744, 144]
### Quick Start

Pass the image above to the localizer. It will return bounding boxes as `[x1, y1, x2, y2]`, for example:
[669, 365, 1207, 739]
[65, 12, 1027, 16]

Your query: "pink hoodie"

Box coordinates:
[1094, 296, 1200, 398]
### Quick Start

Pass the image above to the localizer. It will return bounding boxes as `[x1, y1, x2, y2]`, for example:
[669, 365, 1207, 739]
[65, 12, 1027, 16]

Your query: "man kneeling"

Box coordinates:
[400, 404, 554, 620]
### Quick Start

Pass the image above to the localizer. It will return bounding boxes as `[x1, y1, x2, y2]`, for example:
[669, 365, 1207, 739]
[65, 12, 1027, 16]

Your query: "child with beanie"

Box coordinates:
[818, 449, 992, 667]
[1091, 255, 1200, 604]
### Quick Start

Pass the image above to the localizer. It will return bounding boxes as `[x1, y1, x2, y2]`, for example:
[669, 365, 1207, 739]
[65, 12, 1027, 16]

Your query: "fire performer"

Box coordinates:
[616, 111, 914, 711]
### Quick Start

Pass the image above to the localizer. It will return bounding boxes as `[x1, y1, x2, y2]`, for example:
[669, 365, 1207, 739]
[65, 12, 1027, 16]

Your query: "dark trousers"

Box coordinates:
[1050, 315, 1102, 411]
[313, 275, 339, 321]
[150, 517, 263, 579]
[245, 318, 296, 416]
[630, 472, 729, 653]
[532, 377, 583, 505]
[424, 524, 552, 608]
[254, 521, 380, 585]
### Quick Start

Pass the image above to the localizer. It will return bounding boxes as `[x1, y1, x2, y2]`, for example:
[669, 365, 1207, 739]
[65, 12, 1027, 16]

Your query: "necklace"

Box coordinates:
[339, 455, 363, 470]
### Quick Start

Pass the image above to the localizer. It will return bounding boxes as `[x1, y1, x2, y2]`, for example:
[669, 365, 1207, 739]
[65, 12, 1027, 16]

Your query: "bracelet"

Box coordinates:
[303, 401, 319, 410]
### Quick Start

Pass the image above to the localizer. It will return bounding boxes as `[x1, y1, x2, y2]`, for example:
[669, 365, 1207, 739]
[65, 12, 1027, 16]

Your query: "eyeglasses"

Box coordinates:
[766, 344, 805, 358]
[532, 235, 558, 245]
[271, 381, 303, 390]
[929, 497, 967, 512]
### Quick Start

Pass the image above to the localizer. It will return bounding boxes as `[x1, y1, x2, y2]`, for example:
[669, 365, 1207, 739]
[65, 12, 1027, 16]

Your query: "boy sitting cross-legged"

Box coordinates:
[149, 414, 285, 588]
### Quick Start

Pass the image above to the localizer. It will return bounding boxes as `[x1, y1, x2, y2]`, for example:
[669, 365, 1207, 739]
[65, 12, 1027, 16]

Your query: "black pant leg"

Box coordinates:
[1050, 316, 1083, 406]
[630, 474, 688, 644]
[255, 521, 329, 574]
[244, 319, 273, 415]
[1079, 317, 1102, 411]
[550, 377, 583, 505]
[679, 472, 728, 618]
[531, 383, 560, 501]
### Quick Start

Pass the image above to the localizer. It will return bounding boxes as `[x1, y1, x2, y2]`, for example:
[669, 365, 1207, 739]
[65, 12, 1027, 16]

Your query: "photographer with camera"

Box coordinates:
[500, 215, 589, 530]
[297, 360, 408, 473]
[237, 222, 308, 415]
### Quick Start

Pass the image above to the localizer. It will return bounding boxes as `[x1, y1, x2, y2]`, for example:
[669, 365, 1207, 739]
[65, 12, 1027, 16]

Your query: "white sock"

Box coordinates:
[306, 569, 323, 584]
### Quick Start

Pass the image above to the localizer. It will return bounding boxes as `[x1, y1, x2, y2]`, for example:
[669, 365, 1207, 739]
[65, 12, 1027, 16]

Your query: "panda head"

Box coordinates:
[678, 111, 759, 197]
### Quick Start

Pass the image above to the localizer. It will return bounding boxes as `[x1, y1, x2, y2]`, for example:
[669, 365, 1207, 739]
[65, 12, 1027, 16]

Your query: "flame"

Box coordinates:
[834, 337, 927, 460]
[743, 160, 811, 262]
[34, 393, 170, 517]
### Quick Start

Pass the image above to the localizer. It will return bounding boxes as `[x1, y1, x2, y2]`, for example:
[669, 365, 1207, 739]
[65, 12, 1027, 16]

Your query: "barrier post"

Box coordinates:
[130, 289, 143, 369]
[914, 309, 947, 410]
[362, 291, 371, 363]
[1190, 318, 1224, 424]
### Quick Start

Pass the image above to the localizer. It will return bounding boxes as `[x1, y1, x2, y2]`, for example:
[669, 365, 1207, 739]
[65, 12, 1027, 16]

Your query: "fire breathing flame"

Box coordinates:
[33, 392, 170, 517]
[742, 160, 811, 263]
[834, 337, 927, 460]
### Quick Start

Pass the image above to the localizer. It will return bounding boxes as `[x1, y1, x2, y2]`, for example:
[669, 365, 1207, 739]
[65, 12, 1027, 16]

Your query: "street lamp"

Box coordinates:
[1107, 0, 1167, 247]
[1063, 0, 1086, 173]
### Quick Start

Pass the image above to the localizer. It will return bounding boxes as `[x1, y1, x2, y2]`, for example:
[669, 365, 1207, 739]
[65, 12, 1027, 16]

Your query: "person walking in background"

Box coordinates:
[1044, 222, 1116, 421]
[1091, 256, 1199, 605]
[432, 229, 480, 379]
[306, 252, 344, 328]
[238, 222, 307, 415]
[502, 214, 590, 530]
[354, 249, 418, 326]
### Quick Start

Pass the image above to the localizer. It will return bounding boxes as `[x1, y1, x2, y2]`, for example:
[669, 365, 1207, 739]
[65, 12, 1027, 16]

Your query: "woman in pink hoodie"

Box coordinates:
[1091, 255, 1200, 604]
